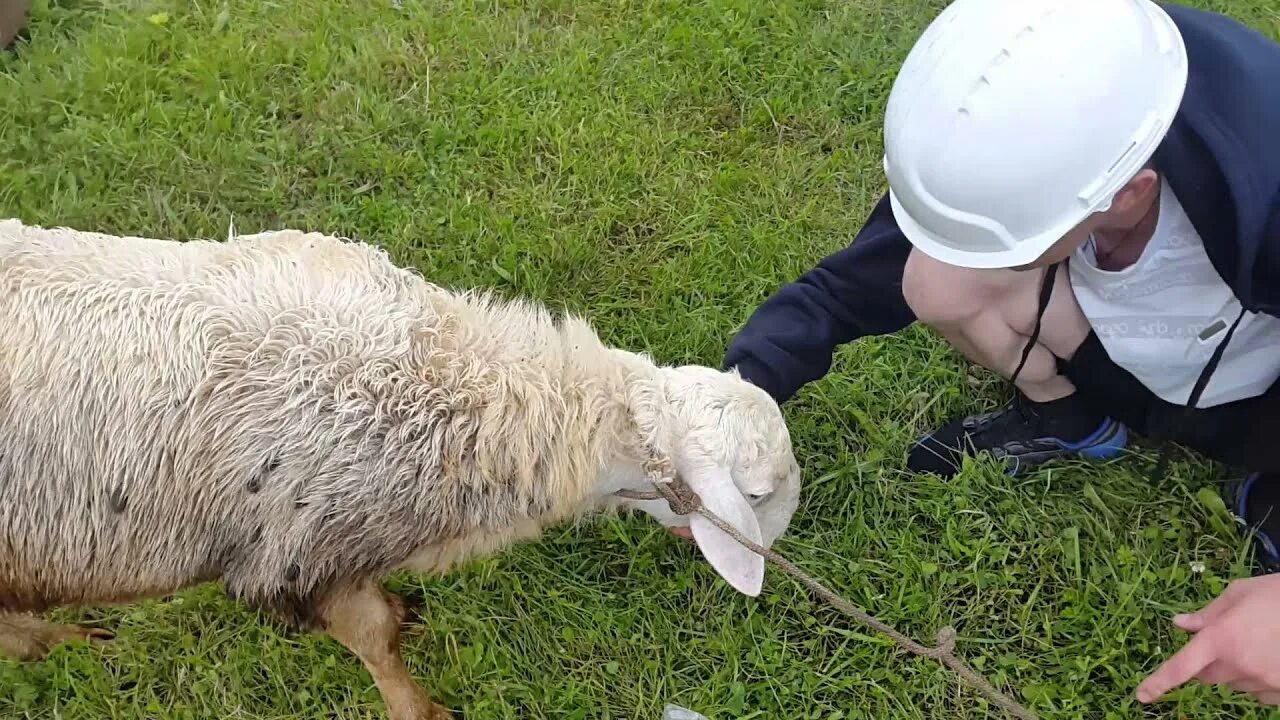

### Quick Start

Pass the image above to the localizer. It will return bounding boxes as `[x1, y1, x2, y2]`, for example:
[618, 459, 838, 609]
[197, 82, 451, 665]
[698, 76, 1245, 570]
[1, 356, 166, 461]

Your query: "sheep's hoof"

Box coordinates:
[0, 619, 115, 661]
[37, 624, 115, 654]
[391, 702, 453, 720]
[82, 627, 117, 645]
[423, 703, 455, 720]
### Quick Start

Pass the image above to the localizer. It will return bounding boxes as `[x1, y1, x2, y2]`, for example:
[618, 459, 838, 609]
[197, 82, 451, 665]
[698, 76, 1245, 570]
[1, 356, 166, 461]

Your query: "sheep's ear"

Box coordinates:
[684, 464, 765, 597]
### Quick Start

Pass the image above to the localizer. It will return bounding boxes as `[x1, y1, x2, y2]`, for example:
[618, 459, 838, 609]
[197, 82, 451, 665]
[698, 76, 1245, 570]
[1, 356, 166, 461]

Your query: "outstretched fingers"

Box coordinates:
[1137, 630, 1220, 703]
[1174, 579, 1253, 633]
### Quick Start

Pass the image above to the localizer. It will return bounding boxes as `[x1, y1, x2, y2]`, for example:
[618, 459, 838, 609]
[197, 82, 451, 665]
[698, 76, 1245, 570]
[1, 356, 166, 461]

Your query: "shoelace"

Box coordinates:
[1008, 262, 1060, 391]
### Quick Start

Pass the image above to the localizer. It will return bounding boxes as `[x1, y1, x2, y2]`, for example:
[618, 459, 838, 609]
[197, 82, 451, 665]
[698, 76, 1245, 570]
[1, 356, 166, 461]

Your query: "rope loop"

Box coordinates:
[656, 479, 701, 516]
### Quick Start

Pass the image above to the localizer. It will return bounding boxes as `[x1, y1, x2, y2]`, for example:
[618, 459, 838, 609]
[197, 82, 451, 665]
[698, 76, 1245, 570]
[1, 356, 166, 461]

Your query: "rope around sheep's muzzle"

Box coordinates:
[615, 463, 1039, 720]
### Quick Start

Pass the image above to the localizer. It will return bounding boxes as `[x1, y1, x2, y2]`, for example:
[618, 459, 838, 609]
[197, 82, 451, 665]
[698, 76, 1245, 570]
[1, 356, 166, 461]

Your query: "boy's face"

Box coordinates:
[1011, 218, 1099, 271]
[1010, 168, 1162, 272]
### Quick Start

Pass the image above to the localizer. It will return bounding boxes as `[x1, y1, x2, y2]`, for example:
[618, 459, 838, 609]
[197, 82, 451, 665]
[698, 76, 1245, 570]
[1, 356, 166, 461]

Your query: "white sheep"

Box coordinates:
[0, 218, 802, 720]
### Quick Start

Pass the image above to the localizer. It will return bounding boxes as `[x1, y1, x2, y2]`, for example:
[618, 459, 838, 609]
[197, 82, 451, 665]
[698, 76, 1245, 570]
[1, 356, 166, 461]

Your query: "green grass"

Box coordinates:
[3, 0, 1280, 718]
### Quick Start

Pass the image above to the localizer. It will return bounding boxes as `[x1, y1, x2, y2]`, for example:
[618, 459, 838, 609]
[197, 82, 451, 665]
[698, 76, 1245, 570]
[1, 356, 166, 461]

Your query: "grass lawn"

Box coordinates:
[3, 0, 1280, 718]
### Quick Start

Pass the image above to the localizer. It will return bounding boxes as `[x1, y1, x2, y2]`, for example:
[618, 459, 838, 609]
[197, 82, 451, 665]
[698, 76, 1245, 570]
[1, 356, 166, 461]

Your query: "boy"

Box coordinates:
[725, 0, 1280, 705]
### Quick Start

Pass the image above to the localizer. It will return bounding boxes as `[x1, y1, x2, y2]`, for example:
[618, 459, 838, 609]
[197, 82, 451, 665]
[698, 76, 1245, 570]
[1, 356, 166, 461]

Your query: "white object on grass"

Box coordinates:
[662, 705, 711, 720]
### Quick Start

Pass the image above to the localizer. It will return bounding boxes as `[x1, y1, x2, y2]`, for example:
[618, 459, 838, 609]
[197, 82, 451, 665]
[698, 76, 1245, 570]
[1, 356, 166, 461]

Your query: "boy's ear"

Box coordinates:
[1113, 168, 1160, 215]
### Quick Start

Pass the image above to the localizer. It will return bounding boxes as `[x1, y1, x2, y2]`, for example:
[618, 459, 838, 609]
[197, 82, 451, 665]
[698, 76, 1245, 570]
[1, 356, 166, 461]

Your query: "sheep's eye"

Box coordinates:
[747, 491, 771, 504]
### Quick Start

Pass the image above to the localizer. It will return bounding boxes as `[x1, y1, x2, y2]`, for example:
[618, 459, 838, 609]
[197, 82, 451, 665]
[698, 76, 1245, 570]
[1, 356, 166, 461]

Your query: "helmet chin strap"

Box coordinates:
[1008, 261, 1060, 389]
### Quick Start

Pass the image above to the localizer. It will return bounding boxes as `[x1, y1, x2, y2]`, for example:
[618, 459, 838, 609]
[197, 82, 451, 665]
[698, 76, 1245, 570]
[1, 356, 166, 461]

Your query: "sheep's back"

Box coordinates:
[0, 222, 613, 622]
[0, 223, 440, 612]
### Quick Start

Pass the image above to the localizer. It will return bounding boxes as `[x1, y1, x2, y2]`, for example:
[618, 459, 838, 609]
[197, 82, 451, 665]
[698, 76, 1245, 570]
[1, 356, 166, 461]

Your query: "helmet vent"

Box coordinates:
[1106, 140, 1139, 176]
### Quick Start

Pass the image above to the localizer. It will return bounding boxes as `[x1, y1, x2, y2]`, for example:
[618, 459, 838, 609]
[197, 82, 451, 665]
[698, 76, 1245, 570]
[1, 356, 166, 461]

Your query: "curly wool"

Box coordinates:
[0, 220, 652, 625]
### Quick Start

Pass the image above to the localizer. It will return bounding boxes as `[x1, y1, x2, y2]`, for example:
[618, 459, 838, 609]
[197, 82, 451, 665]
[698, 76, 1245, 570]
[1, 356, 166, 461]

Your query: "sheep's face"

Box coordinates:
[619, 365, 801, 596]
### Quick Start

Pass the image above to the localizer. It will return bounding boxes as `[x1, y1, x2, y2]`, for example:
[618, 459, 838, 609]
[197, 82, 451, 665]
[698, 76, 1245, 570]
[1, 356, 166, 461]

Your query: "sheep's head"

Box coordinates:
[616, 364, 802, 597]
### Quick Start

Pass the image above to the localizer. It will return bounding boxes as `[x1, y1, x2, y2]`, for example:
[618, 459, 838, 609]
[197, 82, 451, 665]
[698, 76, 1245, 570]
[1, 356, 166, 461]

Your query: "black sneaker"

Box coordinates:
[908, 392, 1128, 478]
[1226, 473, 1280, 575]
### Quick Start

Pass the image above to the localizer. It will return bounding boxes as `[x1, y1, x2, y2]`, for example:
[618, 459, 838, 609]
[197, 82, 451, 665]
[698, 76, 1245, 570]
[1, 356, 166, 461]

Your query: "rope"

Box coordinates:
[617, 472, 1039, 720]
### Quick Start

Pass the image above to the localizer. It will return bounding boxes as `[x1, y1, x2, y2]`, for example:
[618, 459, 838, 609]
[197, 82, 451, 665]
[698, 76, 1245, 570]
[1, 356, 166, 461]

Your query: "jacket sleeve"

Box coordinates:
[723, 192, 917, 404]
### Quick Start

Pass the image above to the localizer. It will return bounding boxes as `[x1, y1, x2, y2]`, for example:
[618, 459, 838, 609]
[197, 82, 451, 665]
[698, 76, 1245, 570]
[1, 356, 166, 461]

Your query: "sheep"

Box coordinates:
[0, 218, 802, 720]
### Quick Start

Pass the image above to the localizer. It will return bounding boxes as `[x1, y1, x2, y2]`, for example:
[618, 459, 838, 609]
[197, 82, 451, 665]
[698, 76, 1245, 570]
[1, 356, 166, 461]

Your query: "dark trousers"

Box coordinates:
[1060, 332, 1280, 472]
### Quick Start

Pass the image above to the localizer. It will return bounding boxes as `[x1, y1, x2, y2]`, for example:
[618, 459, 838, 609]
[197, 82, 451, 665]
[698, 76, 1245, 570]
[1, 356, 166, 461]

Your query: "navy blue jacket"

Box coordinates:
[723, 3, 1280, 405]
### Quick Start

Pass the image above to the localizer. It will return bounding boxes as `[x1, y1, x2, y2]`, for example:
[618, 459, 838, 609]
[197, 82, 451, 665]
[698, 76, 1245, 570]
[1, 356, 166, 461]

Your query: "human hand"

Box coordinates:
[1137, 574, 1280, 705]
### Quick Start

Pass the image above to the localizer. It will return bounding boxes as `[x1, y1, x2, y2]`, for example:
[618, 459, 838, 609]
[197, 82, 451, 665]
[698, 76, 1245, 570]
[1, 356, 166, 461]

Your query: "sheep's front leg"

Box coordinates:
[319, 582, 451, 720]
[0, 612, 114, 661]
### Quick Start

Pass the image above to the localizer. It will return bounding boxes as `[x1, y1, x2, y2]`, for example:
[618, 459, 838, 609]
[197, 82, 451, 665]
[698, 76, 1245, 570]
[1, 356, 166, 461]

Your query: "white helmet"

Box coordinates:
[883, 0, 1188, 269]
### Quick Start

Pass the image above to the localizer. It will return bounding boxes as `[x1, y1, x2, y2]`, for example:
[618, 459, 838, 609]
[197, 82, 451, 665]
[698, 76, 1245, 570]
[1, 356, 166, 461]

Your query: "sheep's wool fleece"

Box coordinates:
[0, 220, 633, 624]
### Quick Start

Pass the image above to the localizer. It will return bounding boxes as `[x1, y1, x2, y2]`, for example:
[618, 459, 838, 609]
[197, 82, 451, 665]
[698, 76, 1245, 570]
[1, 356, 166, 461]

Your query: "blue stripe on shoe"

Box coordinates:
[1065, 419, 1128, 459]
[1236, 473, 1280, 571]
[1000, 419, 1129, 477]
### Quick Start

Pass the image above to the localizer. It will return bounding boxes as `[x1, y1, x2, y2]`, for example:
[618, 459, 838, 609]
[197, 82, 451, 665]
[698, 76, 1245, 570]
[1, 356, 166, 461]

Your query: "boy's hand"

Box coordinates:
[1137, 575, 1280, 705]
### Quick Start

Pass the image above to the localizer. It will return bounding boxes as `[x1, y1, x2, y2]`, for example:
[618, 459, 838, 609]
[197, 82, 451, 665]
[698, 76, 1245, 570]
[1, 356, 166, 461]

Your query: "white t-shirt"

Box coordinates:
[1068, 181, 1280, 408]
